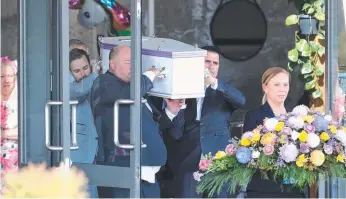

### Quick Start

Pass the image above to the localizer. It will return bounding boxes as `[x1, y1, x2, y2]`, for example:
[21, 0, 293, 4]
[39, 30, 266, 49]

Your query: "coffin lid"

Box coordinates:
[99, 36, 207, 59]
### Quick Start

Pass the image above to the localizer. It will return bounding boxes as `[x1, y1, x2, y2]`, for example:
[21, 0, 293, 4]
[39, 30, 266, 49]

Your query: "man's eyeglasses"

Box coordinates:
[1, 74, 16, 79]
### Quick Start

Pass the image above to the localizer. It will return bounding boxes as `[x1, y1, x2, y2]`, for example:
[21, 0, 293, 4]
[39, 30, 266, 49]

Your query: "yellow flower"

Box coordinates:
[251, 131, 261, 143]
[215, 151, 227, 159]
[296, 161, 304, 167]
[240, 138, 251, 147]
[329, 126, 338, 134]
[320, 132, 330, 142]
[275, 122, 285, 132]
[303, 115, 315, 123]
[2, 163, 88, 198]
[299, 131, 308, 142]
[260, 133, 277, 146]
[296, 154, 308, 167]
[337, 154, 345, 163]
[342, 127, 346, 132]
[298, 154, 308, 163]
[279, 134, 287, 144]
[310, 150, 325, 166]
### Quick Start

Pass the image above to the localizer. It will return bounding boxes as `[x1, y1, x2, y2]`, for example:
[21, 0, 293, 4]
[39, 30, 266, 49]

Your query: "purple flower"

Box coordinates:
[323, 144, 333, 155]
[282, 127, 292, 135]
[300, 143, 310, 154]
[277, 158, 286, 167]
[304, 124, 316, 133]
[312, 115, 329, 132]
[236, 147, 252, 164]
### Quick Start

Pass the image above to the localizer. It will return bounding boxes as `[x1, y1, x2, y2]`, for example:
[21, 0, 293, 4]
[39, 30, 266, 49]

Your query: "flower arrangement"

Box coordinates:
[1, 163, 88, 198]
[195, 105, 346, 197]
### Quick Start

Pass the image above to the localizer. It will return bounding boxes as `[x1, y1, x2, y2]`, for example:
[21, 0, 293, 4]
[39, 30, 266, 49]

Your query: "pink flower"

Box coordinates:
[225, 144, 236, 155]
[263, 145, 274, 155]
[1, 103, 8, 130]
[199, 159, 212, 171]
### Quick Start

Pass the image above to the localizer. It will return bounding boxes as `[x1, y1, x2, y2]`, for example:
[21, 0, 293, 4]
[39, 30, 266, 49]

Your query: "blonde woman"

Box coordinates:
[1, 57, 18, 192]
[243, 67, 305, 198]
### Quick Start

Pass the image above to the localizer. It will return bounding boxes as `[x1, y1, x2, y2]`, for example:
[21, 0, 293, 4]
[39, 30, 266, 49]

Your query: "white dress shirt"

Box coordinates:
[196, 80, 218, 121]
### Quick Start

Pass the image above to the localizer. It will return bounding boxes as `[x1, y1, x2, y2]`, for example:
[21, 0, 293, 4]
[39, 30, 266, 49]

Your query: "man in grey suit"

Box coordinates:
[69, 48, 98, 198]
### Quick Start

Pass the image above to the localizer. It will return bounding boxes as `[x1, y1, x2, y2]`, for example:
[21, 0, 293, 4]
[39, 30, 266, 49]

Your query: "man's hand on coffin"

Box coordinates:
[205, 75, 217, 87]
[164, 98, 185, 115]
[147, 67, 160, 76]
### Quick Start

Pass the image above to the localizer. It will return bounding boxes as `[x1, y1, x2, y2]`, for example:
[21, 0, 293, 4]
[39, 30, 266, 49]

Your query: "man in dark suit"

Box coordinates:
[90, 45, 169, 198]
[199, 46, 246, 197]
[155, 98, 202, 198]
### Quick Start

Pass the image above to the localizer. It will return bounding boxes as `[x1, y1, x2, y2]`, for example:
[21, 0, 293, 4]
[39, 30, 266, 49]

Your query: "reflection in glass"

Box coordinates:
[1, 58, 19, 192]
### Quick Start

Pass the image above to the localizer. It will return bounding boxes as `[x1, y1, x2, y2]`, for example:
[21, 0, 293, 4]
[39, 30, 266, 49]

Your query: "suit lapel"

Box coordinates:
[261, 102, 275, 118]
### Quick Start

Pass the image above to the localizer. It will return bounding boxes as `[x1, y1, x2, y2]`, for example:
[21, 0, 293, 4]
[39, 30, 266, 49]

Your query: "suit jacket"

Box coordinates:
[200, 80, 246, 155]
[70, 73, 98, 164]
[243, 102, 305, 198]
[90, 71, 167, 167]
[154, 98, 202, 176]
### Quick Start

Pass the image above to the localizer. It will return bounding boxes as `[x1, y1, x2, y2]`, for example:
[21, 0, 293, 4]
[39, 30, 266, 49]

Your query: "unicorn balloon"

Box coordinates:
[69, 0, 131, 36]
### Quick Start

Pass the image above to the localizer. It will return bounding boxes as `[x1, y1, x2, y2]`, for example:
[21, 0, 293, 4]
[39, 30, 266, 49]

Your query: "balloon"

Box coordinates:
[69, 0, 85, 9]
[78, 0, 108, 29]
[96, 0, 131, 31]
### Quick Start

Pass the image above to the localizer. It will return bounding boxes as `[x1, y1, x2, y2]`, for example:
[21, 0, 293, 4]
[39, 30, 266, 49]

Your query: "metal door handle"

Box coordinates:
[45, 100, 79, 151]
[113, 98, 147, 149]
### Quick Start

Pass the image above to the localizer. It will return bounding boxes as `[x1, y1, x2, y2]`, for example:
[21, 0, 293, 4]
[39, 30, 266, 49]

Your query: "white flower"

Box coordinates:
[279, 143, 299, 163]
[324, 115, 333, 122]
[252, 150, 260, 159]
[323, 144, 333, 155]
[335, 130, 346, 146]
[193, 171, 203, 182]
[292, 105, 309, 116]
[291, 130, 300, 141]
[242, 131, 254, 139]
[307, 133, 320, 148]
[264, 118, 279, 131]
[287, 116, 305, 130]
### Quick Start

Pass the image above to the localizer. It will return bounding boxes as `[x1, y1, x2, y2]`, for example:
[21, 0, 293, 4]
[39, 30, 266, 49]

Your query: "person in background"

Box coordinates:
[69, 49, 98, 198]
[90, 45, 169, 198]
[199, 46, 246, 198]
[243, 67, 305, 198]
[69, 39, 89, 54]
[0, 57, 19, 193]
[69, 39, 101, 76]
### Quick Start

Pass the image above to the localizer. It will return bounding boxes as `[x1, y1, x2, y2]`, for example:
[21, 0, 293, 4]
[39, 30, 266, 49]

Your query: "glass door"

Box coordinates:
[19, 0, 143, 198]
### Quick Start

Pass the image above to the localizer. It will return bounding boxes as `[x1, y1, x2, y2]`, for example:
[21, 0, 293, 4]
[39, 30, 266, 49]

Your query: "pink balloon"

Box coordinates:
[69, 0, 85, 9]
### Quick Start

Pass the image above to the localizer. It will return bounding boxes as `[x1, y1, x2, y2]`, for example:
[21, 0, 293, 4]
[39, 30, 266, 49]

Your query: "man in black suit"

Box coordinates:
[156, 98, 202, 198]
[90, 45, 169, 198]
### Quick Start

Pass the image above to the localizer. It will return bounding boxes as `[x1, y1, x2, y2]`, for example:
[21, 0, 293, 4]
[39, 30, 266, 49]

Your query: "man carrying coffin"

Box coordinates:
[199, 46, 246, 197]
[156, 97, 202, 198]
[90, 45, 184, 198]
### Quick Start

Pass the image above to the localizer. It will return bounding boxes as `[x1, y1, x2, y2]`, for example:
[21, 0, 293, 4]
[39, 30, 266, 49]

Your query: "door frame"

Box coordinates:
[18, 0, 144, 197]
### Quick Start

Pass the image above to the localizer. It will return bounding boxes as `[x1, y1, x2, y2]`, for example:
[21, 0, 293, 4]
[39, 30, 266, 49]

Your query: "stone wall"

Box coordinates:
[1, 0, 307, 109]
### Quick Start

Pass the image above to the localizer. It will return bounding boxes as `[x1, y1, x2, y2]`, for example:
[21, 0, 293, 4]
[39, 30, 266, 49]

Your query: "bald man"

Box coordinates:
[90, 45, 173, 198]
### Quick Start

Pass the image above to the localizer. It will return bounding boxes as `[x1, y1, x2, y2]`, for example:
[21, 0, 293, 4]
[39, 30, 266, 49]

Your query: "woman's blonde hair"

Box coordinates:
[261, 67, 291, 104]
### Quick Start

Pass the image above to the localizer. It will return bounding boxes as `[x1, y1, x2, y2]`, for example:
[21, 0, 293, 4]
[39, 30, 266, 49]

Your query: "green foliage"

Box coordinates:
[285, 0, 325, 100]
[197, 155, 346, 196]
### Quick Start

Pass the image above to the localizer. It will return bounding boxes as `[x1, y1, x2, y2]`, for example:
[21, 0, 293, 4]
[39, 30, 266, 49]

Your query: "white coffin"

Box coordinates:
[99, 36, 207, 99]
